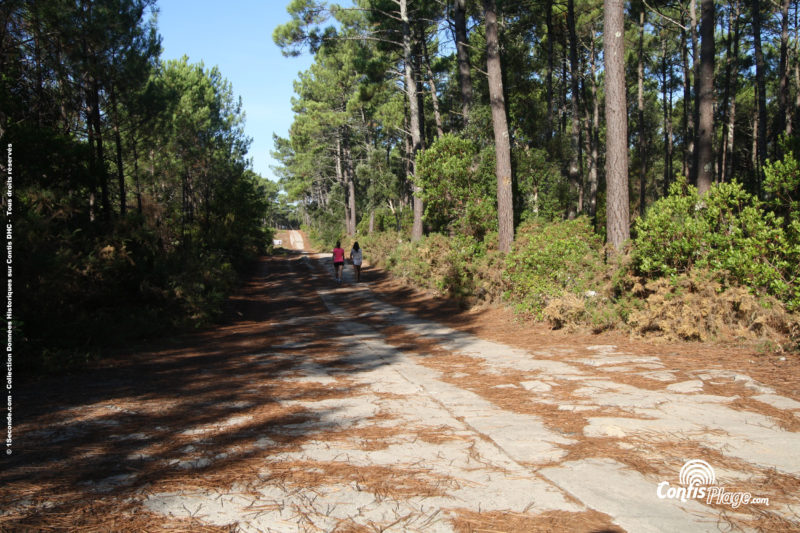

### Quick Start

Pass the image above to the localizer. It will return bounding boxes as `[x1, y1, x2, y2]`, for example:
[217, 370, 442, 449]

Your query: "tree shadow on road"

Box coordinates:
[0, 251, 403, 530]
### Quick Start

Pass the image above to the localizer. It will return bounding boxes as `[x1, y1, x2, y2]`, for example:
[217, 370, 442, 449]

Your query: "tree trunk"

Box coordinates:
[681, 23, 693, 179]
[689, 0, 699, 185]
[402, 116, 412, 209]
[86, 93, 97, 223]
[752, 113, 759, 174]
[777, 0, 791, 143]
[421, 32, 444, 138]
[661, 37, 673, 195]
[400, 0, 424, 241]
[725, 82, 737, 183]
[695, 0, 715, 195]
[483, 0, 514, 253]
[342, 132, 357, 235]
[453, 0, 473, 125]
[560, 34, 569, 137]
[795, 20, 800, 136]
[637, 8, 647, 215]
[545, 0, 554, 142]
[752, 0, 767, 191]
[567, 0, 582, 217]
[604, 0, 630, 251]
[89, 78, 111, 220]
[335, 135, 349, 233]
[719, 1, 740, 184]
[586, 32, 600, 218]
[132, 134, 143, 214]
[110, 85, 126, 216]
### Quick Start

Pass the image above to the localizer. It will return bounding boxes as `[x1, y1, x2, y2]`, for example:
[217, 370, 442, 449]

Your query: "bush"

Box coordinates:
[358, 230, 408, 269]
[415, 133, 497, 238]
[632, 178, 797, 310]
[356, 206, 412, 235]
[764, 150, 800, 221]
[627, 270, 799, 344]
[764, 151, 800, 310]
[504, 217, 606, 318]
[359, 230, 503, 303]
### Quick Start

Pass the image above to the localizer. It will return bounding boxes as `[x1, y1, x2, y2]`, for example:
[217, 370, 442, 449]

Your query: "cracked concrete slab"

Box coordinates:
[93, 236, 800, 532]
[540, 458, 725, 533]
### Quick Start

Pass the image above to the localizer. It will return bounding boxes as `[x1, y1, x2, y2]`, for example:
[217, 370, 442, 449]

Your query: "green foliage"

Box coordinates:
[357, 230, 407, 269]
[359, 230, 503, 302]
[763, 150, 800, 310]
[514, 146, 570, 221]
[356, 206, 412, 234]
[504, 218, 605, 318]
[6, 4, 275, 373]
[633, 178, 798, 311]
[415, 133, 497, 237]
[764, 149, 800, 222]
[303, 208, 346, 251]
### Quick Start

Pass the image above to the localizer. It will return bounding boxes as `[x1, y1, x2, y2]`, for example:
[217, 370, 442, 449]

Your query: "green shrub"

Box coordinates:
[504, 217, 605, 318]
[358, 230, 407, 269]
[764, 151, 800, 310]
[514, 146, 571, 221]
[415, 133, 497, 238]
[359, 230, 501, 302]
[764, 150, 800, 221]
[356, 206, 412, 235]
[632, 178, 797, 310]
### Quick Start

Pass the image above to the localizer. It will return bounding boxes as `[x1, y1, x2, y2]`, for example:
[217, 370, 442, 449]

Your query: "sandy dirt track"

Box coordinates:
[1, 229, 799, 532]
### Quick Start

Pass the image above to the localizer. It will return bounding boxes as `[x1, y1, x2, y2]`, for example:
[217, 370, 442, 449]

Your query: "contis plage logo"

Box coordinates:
[656, 459, 770, 509]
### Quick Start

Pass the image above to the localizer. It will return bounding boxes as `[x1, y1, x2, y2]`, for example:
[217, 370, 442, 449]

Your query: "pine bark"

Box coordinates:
[586, 33, 600, 218]
[110, 85, 126, 216]
[453, 0, 473, 124]
[795, 30, 800, 136]
[695, 0, 715, 195]
[421, 32, 444, 138]
[604, 0, 630, 251]
[777, 0, 791, 141]
[637, 9, 647, 214]
[545, 0, 554, 141]
[567, 0, 582, 216]
[400, 0, 424, 241]
[89, 78, 111, 220]
[661, 37, 673, 195]
[752, 0, 767, 189]
[342, 132, 357, 235]
[483, 0, 514, 253]
[719, 1, 740, 184]
[681, 23, 693, 179]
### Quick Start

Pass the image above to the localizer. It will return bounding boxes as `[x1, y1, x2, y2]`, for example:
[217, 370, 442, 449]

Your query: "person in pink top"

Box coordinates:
[332, 241, 345, 283]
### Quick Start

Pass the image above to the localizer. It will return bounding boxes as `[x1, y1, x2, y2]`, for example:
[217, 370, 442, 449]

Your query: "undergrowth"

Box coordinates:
[356, 173, 799, 350]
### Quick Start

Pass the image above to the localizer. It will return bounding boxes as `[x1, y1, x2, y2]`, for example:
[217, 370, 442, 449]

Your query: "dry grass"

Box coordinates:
[0, 498, 237, 533]
[451, 508, 624, 533]
[265, 460, 456, 501]
[543, 293, 595, 331]
[628, 276, 800, 345]
[558, 436, 664, 477]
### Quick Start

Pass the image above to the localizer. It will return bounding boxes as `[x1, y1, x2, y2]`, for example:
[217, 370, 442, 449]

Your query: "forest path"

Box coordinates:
[2, 230, 799, 532]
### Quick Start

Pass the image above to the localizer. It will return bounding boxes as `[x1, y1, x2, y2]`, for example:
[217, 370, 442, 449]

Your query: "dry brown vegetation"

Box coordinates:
[627, 274, 800, 345]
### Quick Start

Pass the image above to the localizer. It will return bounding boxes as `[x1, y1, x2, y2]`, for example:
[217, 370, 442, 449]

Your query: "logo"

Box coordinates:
[679, 459, 715, 487]
[657, 459, 769, 509]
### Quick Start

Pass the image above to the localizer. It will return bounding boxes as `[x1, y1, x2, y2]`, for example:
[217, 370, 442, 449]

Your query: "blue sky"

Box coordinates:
[156, 1, 314, 181]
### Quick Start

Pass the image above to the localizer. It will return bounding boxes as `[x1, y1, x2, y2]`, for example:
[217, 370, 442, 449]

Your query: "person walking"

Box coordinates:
[350, 241, 363, 282]
[332, 241, 345, 284]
